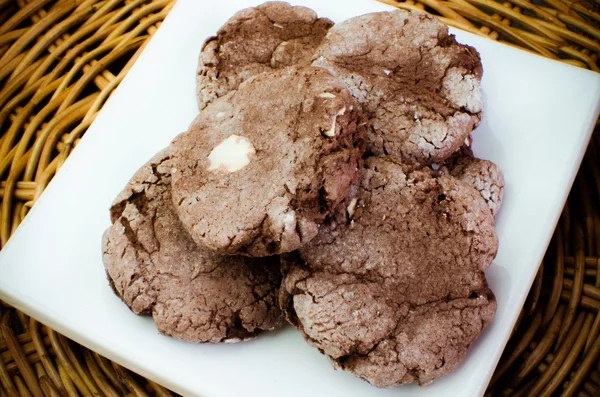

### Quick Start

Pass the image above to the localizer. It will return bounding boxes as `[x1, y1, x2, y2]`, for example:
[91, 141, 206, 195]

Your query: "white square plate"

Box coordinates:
[1, 1, 599, 396]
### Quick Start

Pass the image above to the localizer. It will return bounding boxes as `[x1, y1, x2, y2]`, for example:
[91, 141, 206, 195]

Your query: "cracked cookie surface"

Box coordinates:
[171, 66, 365, 257]
[197, 1, 333, 109]
[435, 136, 504, 218]
[102, 150, 282, 343]
[280, 157, 497, 386]
[312, 10, 483, 164]
[445, 155, 504, 218]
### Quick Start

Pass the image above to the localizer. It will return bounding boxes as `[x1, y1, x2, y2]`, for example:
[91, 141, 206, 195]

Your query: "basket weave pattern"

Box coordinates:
[0, 0, 598, 396]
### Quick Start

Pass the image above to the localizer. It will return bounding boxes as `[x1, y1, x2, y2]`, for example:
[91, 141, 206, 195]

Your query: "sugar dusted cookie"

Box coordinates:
[102, 150, 282, 343]
[313, 10, 483, 164]
[280, 157, 497, 386]
[197, 1, 333, 109]
[172, 66, 365, 257]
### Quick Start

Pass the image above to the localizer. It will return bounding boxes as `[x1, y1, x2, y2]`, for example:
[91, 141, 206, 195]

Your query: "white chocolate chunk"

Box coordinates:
[273, 23, 283, 29]
[322, 107, 346, 137]
[347, 198, 358, 218]
[322, 126, 336, 137]
[207, 135, 255, 173]
[284, 212, 296, 232]
[318, 92, 336, 98]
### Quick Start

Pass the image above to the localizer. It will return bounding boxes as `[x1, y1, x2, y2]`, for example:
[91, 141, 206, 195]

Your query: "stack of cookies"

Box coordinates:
[102, 1, 504, 388]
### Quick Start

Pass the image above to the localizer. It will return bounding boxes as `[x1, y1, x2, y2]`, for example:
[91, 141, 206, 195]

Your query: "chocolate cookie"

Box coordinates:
[280, 157, 497, 386]
[197, 1, 333, 109]
[312, 10, 483, 164]
[102, 150, 282, 343]
[171, 66, 365, 257]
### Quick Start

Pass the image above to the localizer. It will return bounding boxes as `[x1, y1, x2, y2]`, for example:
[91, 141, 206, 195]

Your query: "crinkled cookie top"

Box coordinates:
[313, 10, 483, 164]
[172, 66, 365, 257]
[197, 1, 333, 109]
[280, 157, 497, 386]
[102, 150, 282, 343]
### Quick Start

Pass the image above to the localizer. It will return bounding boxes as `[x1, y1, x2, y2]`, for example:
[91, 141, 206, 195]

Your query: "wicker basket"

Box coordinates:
[0, 0, 598, 396]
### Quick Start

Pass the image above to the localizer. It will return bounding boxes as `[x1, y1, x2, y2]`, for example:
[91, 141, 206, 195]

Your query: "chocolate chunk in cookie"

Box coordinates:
[171, 66, 365, 257]
[197, 1, 333, 109]
[312, 10, 483, 164]
[102, 150, 282, 343]
[280, 157, 497, 386]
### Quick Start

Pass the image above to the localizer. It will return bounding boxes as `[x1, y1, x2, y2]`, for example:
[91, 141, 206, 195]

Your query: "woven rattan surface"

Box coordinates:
[0, 0, 598, 396]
